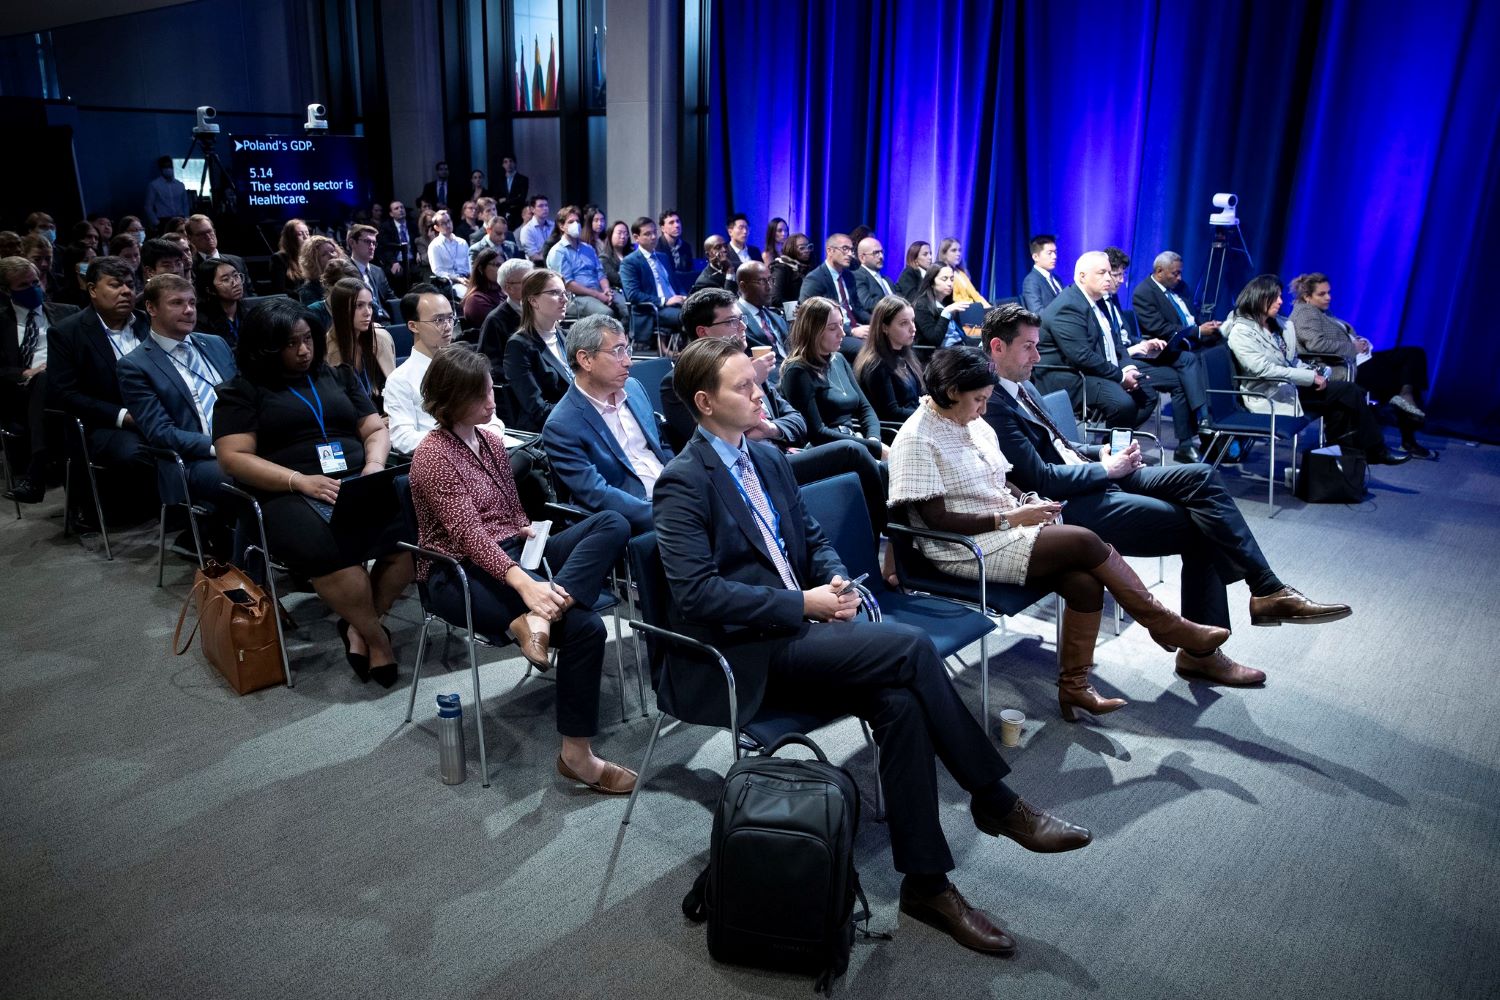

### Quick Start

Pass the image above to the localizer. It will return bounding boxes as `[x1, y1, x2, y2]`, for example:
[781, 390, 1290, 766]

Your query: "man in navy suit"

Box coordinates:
[1036, 251, 1156, 428]
[980, 303, 1351, 686]
[117, 273, 236, 507]
[654, 336, 1091, 957]
[346, 224, 396, 324]
[542, 315, 672, 535]
[798, 233, 868, 359]
[734, 261, 789, 365]
[0, 257, 78, 503]
[851, 237, 896, 317]
[1020, 234, 1062, 315]
[617, 217, 685, 344]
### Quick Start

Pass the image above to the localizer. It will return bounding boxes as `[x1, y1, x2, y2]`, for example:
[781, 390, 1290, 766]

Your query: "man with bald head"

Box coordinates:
[799, 232, 869, 358]
[735, 260, 789, 364]
[691, 234, 736, 294]
[852, 236, 895, 316]
[1035, 250, 1157, 428]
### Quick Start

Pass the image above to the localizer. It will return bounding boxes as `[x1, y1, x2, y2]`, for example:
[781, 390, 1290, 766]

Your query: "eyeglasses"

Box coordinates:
[538, 289, 573, 301]
[828, 244, 854, 253]
[420, 314, 456, 329]
[593, 343, 631, 360]
[218, 272, 243, 284]
[707, 315, 747, 330]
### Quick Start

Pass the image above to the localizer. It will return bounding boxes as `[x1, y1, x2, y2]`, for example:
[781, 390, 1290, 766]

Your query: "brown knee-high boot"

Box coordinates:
[1090, 547, 1230, 653]
[1058, 607, 1128, 722]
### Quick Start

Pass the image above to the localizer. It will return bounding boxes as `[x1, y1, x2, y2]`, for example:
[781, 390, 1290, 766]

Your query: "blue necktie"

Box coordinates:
[1166, 289, 1188, 324]
[174, 341, 218, 433]
[735, 453, 798, 590]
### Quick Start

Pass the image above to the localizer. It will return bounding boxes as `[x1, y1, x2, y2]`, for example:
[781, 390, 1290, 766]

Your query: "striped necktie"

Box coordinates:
[735, 452, 798, 590]
[173, 341, 218, 433]
[20, 310, 39, 368]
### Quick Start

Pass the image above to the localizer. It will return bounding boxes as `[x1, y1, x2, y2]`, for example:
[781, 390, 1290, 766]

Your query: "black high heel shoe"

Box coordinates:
[369, 625, 397, 688]
[337, 619, 370, 682]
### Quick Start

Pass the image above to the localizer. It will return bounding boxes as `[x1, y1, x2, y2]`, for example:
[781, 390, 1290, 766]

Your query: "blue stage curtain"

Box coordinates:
[706, 0, 1499, 437]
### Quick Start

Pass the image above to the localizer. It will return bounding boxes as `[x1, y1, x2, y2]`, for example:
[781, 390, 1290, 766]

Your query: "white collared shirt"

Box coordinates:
[862, 265, 893, 296]
[100, 314, 139, 427]
[385, 349, 505, 454]
[579, 385, 663, 496]
[17, 304, 49, 367]
[1035, 265, 1061, 295]
[999, 377, 1086, 466]
[1085, 294, 1119, 366]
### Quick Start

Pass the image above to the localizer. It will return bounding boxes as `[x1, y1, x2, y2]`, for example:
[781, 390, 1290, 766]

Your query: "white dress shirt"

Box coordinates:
[999, 376, 1086, 466]
[579, 385, 663, 496]
[385, 349, 504, 454]
[861, 265, 893, 297]
[101, 314, 140, 427]
[18, 304, 50, 368]
[1034, 265, 1061, 295]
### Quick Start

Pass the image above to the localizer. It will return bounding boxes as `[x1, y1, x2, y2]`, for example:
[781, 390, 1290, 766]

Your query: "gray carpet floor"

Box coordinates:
[3, 434, 1498, 1000]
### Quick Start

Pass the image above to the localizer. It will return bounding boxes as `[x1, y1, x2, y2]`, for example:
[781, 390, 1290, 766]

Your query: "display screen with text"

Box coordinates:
[231, 135, 370, 222]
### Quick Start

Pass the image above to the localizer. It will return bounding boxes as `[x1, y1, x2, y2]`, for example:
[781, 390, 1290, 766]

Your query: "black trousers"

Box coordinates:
[0, 371, 49, 477]
[1137, 351, 1207, 441]
[1041, 369, 1157, 429]
[1063, 463, 1280, 629]
[755, 620, 1010, 875]
[1296, 380, 1386, 456]
[427, 510, 629, 737]
[784, 437, 888, 536]
[1355, 346, 1428, 401]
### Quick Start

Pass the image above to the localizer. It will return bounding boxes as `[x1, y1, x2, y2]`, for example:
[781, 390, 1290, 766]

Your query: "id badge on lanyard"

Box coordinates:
[317, 441, 347, 474]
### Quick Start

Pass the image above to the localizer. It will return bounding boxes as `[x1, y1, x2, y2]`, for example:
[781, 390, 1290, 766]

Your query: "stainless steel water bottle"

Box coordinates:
[437, 693, 466, 785]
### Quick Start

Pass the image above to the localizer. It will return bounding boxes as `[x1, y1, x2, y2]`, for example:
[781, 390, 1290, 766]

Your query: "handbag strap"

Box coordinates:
[172, 576, 210, 655]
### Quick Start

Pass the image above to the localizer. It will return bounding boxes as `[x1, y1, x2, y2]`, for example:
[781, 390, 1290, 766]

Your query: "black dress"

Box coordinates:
[857, 358, 923, 422]
[894, 266, 924, 299]
[769, 257, 806, 308]
[197, 300, 242, 348]
[214, 364, 386, 577]
[778, 353, 883, 459]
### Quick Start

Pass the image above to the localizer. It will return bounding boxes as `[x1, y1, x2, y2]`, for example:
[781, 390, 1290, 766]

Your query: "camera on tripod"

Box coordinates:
[194, 106, 220, 138]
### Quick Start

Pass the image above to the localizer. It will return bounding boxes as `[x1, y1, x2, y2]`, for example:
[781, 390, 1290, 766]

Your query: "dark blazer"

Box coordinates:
[799, 264, 866, 323]
[502, 328, 573, 431]
[690, 263, 735, 294]
[542, 379, 674, 534]
[376, 218, 416, 271]
[1038, 285, 1125, 380]
[417, 180, 453, 209]
[660, 234, 695, 276]
[851, 266, 896, 318]
[659, 368, 806, 454]
[727, 243, 762, 269]
[983, 380, 1109, 499]
[856, 357, 923, 422]
[912, 296, 952, 349]
[1021, 267, 1062, 315]
[737, 298, 789, 358]
[354, 261, 395, 322]
[497, 172, 530, 226]
[894, 265, 924, 300]
[45, 307, 150, 428]
[652, 433, 845, 727]
[1131, 276, 1210, 351]
[477, 300, 522, 374]
[0, 300, 79, 382]
[768, 258, 806, 307]
[619, 248, 678, 306]
[117, 330, 236, 458]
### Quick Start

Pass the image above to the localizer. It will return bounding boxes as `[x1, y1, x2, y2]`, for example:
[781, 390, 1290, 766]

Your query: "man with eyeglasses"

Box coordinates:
[184, 214, 250, 288]
[798, 232, 870, 359]
[542, 315, 673, 535]
[345, 224, 394, 323]
[385, 284, 504, 454]
[852, 236, 895, 317]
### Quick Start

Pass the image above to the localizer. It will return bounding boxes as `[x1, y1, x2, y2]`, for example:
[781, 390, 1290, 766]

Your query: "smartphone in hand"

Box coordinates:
[1110, 428, 1132, 453]
[836, 573, 869, 596]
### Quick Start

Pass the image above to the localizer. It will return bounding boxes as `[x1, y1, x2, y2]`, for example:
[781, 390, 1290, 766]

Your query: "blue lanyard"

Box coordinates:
[351, 364, 373, 397]
[731, 459, 788, 557]
[167, 342, 221, 387]
[286, 374, 328, 442]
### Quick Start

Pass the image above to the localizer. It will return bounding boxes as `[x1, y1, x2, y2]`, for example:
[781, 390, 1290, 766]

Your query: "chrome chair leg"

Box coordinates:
[621, 711, 667, 825]
[404, 615, 432, 723]
[156, 504, 170, 587]
[467, 624, 491, 788]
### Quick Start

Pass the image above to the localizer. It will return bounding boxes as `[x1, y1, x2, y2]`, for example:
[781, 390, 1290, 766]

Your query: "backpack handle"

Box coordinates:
[763, 732, 830, 763]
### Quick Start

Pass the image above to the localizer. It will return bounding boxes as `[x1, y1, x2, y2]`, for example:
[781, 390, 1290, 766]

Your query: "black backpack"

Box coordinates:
[682, 733, 886, 995]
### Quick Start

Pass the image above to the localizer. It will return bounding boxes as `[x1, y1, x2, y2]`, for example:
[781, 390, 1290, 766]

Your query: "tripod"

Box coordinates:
[1199, 223, 1254, 319]
[181, 130, 240, 218]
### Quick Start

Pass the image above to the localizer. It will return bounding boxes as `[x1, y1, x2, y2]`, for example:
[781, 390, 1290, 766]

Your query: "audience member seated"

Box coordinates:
[214, 297, 414, 686]
[1290, 272, 1432, 458]
[107, 234, 143, 292]
[799, 233, 871, 345]
[654, 335, 1091, 956]
[762, 217, 788, 266]
[912, 264, 970, 349]
[411, 345, 633, 792]
[270, 219, 310, 296]
[854, 295, 924, 422]
[0, 232, 23, 259]
[118, 216, 147, 247]
[425, 210, 471, 298]
[1036, 251, 1157, 429]
[852, 237, 896, 317]
[1095, 247, 1207, 461]
[545, 205, 628, 323]
[139, 238, 190, 301]
[323, 278, 396, 412]
[54, 243, 97, 309]
[598, 219, 631, 293]
[296, 236, 344, 306]
[417, 160, 452, 211]
[779, 296, 886, 461]
[1020, 234, 1063, 315]
[453, 200, 480, 242]
[306, 259, 361, 330]
[386, 284, 500, 455]
[936, 238, 989, 307]
[468, 213, 520, 265]
[895, 240, 933, 299]
[768, 232, 813, 307]
[889, 346, 1230, 721]
[90, 216, 113, 246]
[376, 201, 416, 290]
[502, 269, 574, 431]
[657, 209, 694, 277]
[462, 248, 505, 332]
[725, 213, 760, 267]
[1224, 274, 1408, 465]
[117, 273, 237, 546]
[476, 258, 533, 375]
[979, 303, 1351, 687]
[1, 256, 79, 503]
[542, 315, 672, 534]
[143, 157, 191, 229]
[516, 194, 551, 260]
[184, 215, 250, 287]
[347, 224, 395, 323]
[1126, 250, 1220, 460]
[67, 221, 100, 256]
[691, 235, 736, 294]
[735, 261, 788, 365]
[21, 234, 57, 294]
[45, 256, 150, 476]
[193, 257, 246, 347]
[582, 206, 610, 260]
[618, 216, 686, 342]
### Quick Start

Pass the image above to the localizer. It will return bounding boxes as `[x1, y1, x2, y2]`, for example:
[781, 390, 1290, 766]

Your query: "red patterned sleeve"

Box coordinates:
[411, 434, 518, 582]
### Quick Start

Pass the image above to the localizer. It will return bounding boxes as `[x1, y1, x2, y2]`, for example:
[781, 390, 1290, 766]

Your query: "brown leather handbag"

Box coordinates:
[173, 560, 285, 694]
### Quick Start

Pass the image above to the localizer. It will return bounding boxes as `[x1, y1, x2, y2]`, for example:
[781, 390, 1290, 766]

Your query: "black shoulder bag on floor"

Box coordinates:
[681, 733, 886, 995]
[1296, 447, 1367, 503]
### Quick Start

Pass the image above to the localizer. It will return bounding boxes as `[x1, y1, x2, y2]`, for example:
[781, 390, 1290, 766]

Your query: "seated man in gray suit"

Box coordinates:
[117, 273, 238, 550]
[541, 314, 673, 535]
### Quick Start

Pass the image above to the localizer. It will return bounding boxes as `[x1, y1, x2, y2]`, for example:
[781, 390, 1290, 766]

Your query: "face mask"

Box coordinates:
[565, 222, 581, 239]
[41, 228, 56, 243]
[135, 231, 147, 245]
[10, 284, 45, 310]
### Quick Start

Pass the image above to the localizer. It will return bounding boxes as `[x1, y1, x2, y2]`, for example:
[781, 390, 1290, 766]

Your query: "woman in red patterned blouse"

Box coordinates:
[410, 346, 636, 794]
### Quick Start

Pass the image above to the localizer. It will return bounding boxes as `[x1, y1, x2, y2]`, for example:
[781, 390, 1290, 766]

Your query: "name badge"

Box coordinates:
[317, 442, 348, 474]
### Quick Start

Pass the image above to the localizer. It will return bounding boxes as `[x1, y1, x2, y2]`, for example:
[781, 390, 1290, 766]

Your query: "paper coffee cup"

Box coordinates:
[999, 709, 1025, 747]
[750, 345, 774, 359]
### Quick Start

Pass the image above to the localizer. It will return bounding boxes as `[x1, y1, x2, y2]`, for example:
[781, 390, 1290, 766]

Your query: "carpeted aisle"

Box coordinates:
[2, 437, 1497, 1000]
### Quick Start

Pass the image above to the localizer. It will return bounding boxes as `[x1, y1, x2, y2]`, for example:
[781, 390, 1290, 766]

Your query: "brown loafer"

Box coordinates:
[1249, 587, 1352, 627]
[556, 755, 638, 795]
[973, 797, 1092, 853]
[899, 883, 1015, 956]
[509, 613, 552, 671]
[1175, 648, 1266, 686]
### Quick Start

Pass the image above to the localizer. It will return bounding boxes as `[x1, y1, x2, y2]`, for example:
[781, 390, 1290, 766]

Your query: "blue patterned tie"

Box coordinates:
[174, 342, 218, 433]
[735, 453, 798, 590]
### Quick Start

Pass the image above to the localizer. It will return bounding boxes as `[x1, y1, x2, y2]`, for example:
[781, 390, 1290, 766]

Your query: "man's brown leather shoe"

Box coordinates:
[973, 797, 1091, 853]
[1249, 587, 1352, 627]
[899, 883, 1016, 956]
[1175, 648, 1266, 686]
